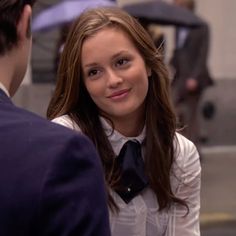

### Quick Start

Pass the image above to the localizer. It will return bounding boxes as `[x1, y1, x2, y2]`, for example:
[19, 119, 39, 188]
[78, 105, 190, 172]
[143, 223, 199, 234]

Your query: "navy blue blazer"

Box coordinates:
[0, 89, 111, 236]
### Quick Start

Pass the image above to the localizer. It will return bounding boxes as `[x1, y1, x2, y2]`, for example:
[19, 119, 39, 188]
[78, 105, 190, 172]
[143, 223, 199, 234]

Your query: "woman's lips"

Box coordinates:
[107, 89, 131, 100]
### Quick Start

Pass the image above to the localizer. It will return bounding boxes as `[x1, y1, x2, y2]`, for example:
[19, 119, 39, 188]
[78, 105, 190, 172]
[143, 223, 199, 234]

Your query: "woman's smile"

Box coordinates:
[107, 88, 131, 101]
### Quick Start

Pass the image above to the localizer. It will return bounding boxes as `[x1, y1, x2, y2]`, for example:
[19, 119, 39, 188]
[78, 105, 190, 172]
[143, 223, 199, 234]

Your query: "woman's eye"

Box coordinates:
[116, 58, 129, 67]
[88, 69, 98, 77]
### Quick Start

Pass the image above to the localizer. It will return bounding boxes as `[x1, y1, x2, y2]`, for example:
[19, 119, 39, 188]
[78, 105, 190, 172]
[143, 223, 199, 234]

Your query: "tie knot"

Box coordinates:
[114, 139, 148, 203]
[118, 140, 141, 161]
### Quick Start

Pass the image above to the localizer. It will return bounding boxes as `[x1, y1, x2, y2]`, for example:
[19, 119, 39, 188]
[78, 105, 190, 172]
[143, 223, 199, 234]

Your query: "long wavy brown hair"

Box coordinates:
[47, 7, 187, 212]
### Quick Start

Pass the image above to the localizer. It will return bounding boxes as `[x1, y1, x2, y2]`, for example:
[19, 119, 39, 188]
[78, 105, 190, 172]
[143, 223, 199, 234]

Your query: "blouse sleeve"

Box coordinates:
[52, 115, 81, 132]
[166, 134, 201, 236]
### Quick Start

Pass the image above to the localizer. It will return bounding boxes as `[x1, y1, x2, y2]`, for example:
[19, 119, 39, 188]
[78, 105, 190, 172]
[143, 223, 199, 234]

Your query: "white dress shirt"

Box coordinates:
[0, 82, 10, 97]
[52, 115, 201, 236]
[177, 27, 189, 49]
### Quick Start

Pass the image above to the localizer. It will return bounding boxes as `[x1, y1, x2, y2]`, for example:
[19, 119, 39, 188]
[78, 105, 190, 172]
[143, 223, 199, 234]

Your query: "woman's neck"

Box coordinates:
[105, 112, 145, 137]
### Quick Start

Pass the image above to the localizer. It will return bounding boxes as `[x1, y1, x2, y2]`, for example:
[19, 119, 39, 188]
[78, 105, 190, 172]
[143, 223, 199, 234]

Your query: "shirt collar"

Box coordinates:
[99, 116, 146, 156]
[0, 82, 10, 97]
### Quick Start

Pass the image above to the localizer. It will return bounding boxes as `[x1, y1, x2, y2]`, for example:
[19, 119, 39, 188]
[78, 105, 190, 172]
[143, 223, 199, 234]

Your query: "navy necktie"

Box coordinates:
[115, 140, 149, 203]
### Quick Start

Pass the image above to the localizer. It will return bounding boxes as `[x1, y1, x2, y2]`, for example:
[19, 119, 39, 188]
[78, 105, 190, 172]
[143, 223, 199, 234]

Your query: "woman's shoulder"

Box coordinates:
[173, 132, 200, 170]
[172, 132, 201, 185]
[52, 114, 81, 132]
[174, 133, 197, 156]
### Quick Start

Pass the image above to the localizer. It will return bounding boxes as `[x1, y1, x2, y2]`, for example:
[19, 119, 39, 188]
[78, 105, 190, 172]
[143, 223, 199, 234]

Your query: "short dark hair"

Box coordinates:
[0, 0, 36, 55]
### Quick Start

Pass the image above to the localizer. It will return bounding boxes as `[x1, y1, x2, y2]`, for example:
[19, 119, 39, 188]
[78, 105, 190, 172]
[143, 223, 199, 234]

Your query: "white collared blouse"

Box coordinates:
[0, 82, 10, 97]
[52, 115, 201, 236]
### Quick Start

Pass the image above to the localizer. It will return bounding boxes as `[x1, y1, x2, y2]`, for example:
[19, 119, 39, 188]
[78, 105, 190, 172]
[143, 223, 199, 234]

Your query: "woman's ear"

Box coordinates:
[146, 66, 152, 77]
[17, 5, 32, 42]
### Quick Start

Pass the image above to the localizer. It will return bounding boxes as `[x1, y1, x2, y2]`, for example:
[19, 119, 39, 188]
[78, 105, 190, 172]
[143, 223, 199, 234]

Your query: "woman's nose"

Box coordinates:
[107, 70, 123, 88]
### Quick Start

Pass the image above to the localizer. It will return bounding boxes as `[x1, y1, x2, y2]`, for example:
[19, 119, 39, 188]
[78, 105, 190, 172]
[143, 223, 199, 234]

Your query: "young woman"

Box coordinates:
[47, 7, 201, 236]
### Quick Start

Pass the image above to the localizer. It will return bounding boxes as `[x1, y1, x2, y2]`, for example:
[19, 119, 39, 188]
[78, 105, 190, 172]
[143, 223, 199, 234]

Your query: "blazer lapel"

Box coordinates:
[0, 89, 12, 105]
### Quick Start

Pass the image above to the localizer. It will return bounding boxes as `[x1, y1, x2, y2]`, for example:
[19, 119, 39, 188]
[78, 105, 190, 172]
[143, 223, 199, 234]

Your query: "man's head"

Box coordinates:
[174, 0, 195, 11]
[0, 0, 36, 55]
[0, 0, 36, 96]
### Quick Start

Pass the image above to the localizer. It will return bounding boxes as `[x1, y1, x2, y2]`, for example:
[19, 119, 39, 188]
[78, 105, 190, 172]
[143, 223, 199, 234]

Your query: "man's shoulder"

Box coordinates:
[10, 105, 86, 142]
[1, 103, 94, 153]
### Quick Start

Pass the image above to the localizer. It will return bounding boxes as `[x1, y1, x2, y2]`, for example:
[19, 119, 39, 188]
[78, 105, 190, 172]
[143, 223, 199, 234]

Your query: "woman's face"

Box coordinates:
[81, 27, 151, 124]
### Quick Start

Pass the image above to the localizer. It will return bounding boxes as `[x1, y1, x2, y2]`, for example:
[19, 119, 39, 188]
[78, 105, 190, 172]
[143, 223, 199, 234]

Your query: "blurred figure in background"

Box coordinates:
[170, 0, 213, 153]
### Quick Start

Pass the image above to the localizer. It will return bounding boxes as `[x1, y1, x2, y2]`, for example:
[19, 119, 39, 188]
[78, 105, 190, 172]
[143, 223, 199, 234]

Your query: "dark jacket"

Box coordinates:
[171, 23, 214, 102]
[0, 89, 111, 236]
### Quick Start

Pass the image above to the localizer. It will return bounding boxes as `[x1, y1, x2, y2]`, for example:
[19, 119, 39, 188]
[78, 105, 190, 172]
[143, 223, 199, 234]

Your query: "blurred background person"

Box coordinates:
[170, 0, 214, 154]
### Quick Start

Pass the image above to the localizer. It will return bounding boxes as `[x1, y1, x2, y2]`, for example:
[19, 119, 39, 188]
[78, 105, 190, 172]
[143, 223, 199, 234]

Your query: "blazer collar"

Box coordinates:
[0, 88, 13, 105]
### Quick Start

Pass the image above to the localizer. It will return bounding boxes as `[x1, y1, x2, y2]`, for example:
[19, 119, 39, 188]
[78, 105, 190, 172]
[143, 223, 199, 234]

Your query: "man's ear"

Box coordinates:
[17, 5, 32, 42]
